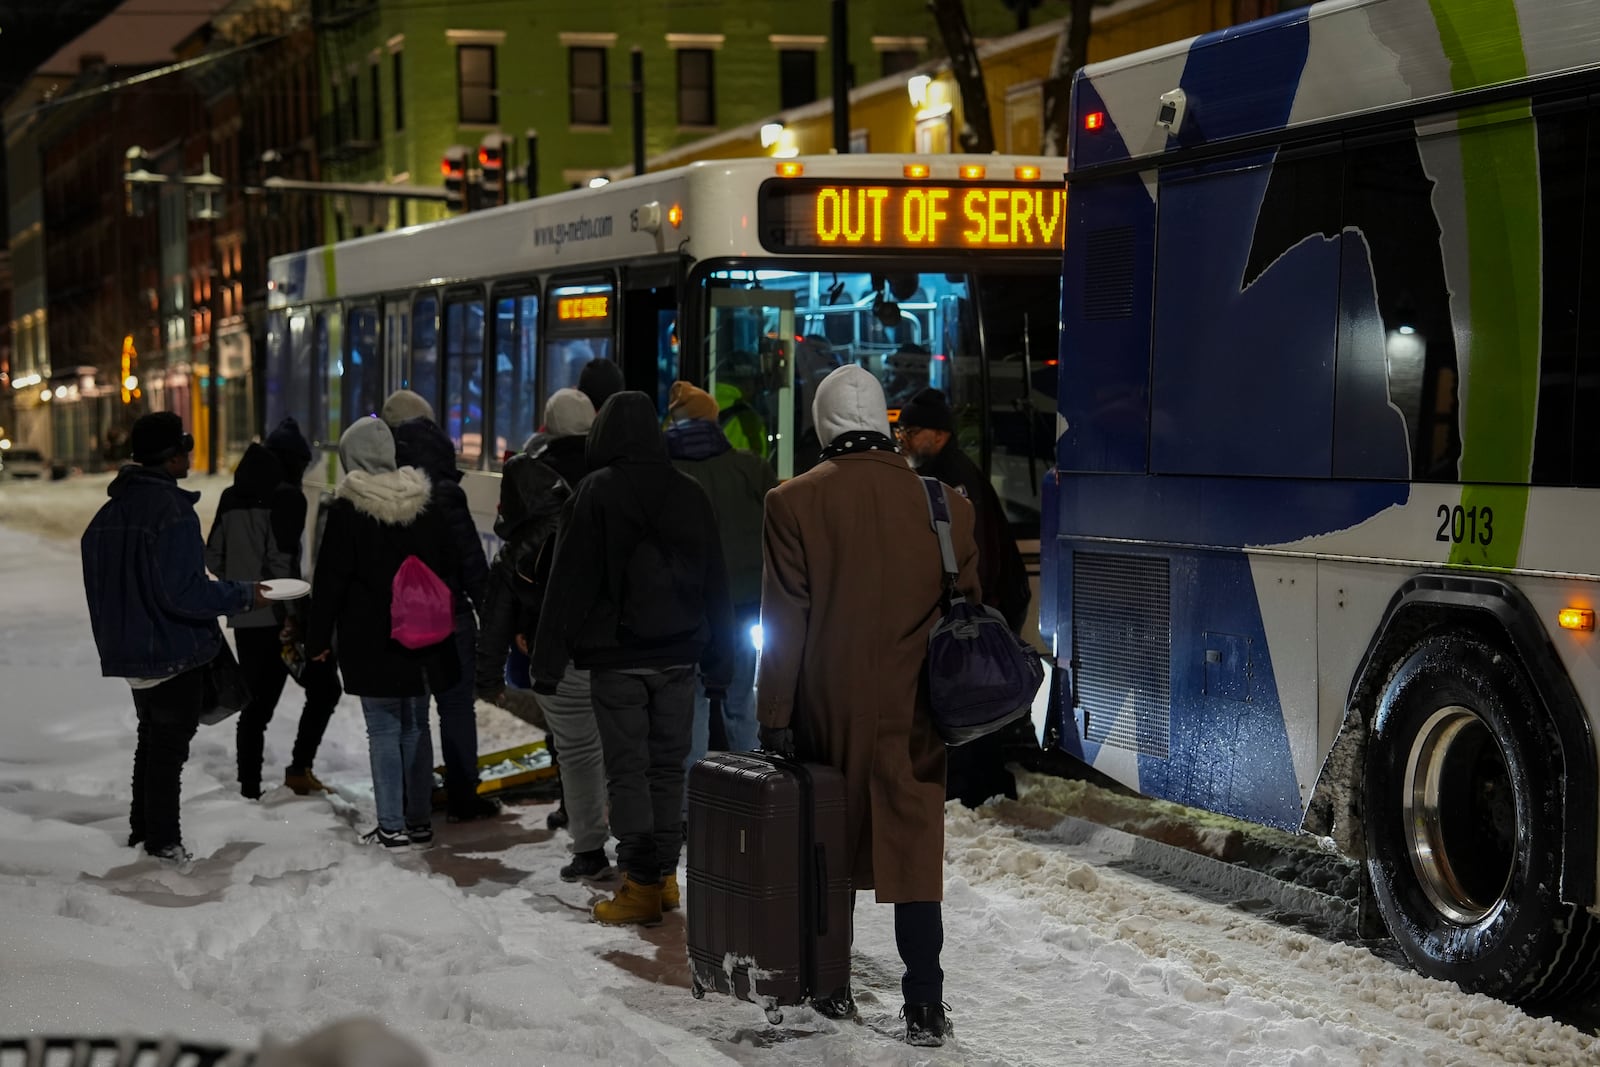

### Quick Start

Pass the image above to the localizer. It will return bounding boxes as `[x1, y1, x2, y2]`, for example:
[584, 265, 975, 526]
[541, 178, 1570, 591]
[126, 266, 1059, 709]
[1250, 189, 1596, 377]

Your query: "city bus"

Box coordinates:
[1043, 0, 1600, 1002]
[264, 154, 1065, 584]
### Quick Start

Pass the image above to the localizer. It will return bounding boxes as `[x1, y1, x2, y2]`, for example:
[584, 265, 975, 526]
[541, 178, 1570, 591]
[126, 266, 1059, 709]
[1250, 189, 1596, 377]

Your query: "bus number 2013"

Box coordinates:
[1436, 504, 1493, 546]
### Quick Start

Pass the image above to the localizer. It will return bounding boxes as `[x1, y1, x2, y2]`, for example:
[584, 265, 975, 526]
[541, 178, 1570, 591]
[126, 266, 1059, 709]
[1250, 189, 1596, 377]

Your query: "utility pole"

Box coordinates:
[631, 48, 646, 176]
[831, 0, 850, 152]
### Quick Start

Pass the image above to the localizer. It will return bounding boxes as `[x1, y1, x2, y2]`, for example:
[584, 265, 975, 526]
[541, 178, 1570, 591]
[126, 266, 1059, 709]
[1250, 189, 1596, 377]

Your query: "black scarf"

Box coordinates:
[820, 430, 898, 461]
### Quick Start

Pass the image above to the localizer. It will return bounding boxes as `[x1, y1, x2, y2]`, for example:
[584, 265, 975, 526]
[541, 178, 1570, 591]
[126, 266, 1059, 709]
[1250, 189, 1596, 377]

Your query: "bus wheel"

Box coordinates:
[1363, 631, 1600, 1003]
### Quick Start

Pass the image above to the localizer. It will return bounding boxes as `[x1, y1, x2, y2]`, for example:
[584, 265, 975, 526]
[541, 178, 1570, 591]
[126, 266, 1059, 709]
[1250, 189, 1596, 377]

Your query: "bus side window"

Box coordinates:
[314, 306, 343, 446]
[411, 295, 440, 413]
[345, 304, 382, 421]
[444, 296, 486, 466]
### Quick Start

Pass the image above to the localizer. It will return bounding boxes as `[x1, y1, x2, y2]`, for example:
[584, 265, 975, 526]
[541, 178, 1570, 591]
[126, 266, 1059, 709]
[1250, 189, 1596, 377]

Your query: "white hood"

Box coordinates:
[812, 365, 891, 446]
[336, 466, 431, 525]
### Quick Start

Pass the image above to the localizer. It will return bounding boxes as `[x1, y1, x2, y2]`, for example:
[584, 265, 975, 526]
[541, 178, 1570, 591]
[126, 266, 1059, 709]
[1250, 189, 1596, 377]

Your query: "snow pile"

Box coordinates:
[4, 517, 1600, 1064]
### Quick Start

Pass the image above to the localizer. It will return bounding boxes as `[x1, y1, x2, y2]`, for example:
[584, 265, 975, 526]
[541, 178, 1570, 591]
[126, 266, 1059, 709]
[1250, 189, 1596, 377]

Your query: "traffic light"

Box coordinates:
[478, 133, 507, 208]
[441, 146, 468, 212]
[260, 149, 284, 213]
[124, 146, 155, 218]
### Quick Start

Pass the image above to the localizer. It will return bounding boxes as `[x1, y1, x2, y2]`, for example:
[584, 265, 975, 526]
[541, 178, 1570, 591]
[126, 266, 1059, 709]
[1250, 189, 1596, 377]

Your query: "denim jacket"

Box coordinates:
[82, 464, 255, 678]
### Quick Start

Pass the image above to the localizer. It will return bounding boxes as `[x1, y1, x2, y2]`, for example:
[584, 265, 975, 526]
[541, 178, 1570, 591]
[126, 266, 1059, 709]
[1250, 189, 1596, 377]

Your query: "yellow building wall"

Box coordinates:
[649, 0, 1239, 167]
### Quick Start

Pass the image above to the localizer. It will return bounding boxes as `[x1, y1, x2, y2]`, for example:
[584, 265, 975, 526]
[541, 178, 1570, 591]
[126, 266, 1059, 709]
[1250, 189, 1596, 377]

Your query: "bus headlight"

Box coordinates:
[749, 624, 764, 652]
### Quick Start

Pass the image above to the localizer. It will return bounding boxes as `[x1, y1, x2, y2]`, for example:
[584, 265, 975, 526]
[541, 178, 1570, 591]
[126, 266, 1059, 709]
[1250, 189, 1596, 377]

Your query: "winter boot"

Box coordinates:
[447, 795, 502, 823]
[660, 871, 680, 911]
[284, 767, 331, 795]
[901, 1003, 953, 1047]
[149, 843, 195, 874]
[406, 823, 434, 848]
[560, 849, 613, 882]
[592, 875, 663, 926]
[813, 986, 858, 1021]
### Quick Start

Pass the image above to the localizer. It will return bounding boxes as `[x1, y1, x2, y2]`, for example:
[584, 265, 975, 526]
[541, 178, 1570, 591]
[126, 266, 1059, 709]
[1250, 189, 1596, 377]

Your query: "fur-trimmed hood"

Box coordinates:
[335, 466, 431, 525]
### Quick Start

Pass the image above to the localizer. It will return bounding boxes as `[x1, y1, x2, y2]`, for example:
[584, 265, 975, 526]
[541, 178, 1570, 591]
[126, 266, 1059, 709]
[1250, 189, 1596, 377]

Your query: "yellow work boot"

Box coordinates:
[660, 871, 680, 911]
[284, 767, 331, 795]
[592, 875, 663, 926]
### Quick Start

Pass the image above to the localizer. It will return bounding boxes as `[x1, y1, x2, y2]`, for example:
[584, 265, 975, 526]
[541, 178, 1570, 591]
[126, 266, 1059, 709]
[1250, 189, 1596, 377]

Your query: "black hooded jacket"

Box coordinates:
[392, 416, 489, 614]
[205, 443, 305, 628]
[530, 391, 734, 689]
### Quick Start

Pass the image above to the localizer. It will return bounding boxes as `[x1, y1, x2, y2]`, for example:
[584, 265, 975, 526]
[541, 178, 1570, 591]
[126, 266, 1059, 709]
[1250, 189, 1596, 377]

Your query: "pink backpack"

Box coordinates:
[391, 555, 454, 649]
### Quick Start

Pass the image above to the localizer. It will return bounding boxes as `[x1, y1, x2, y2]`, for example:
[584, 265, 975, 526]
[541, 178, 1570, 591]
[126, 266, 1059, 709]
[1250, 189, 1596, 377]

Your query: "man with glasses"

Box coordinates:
[83, 411, 267, 871]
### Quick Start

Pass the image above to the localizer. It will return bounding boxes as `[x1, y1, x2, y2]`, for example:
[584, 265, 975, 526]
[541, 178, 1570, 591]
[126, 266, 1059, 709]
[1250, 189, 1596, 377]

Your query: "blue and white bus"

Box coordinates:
[1044, 0, 1600, 1001]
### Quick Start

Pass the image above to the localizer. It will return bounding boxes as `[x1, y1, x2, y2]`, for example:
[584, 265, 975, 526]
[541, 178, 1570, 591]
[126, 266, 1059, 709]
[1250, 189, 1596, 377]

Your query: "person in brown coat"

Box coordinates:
[756, 364, 980, 1049]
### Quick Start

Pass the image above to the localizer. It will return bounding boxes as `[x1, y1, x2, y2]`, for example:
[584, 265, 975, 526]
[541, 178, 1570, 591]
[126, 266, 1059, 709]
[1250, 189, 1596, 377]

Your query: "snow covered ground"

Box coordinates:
[6, 477, 1600, 1064]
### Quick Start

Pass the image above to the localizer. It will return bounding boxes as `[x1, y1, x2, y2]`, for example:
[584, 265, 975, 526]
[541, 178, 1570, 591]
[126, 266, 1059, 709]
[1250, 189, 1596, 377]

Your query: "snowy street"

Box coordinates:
[6, 476, 1600, 1064]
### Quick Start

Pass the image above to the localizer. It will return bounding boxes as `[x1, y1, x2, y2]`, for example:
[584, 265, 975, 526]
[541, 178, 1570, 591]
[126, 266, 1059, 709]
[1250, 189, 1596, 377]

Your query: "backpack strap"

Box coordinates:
[919, 476, 961, 596]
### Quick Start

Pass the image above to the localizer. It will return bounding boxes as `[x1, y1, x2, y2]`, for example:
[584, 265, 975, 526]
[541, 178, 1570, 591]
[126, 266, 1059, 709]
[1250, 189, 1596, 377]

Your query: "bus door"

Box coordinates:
[545, 275, 616, 405]
[488, 281, 539, 467]
[621, 263, 679, 417]
[382, 295, 408, 395]
[706, 287, 796, 480]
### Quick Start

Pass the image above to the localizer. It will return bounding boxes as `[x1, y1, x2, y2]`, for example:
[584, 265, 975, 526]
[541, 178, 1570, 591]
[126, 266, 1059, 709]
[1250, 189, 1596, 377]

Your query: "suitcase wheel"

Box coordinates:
[765, 1007, 784, 1025]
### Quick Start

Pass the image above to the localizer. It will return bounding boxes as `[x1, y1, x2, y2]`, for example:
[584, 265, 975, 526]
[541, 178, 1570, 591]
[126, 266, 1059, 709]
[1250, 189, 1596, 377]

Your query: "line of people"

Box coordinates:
[81, 361, 1029, 1048]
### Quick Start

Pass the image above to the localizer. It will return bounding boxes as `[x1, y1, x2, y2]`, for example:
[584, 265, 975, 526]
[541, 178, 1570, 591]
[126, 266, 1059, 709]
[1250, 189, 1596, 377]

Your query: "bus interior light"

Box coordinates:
[1084, 111, 1106, 131]
[1560, 608, 1594, 632]
[776, 162, 804, 178]
[904, 163, 930, 179]
[960, 164, 986, 180]
[1014, 165, 1041, 180]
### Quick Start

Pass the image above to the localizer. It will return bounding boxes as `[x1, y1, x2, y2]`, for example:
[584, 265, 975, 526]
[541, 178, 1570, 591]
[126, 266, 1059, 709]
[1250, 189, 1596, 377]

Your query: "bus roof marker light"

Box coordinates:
[1560, 608, 1594, 632]
[1084, 111, 1105, 132]
[668, 203, 683, 227]
[1015, 165, 1041, 180]
[960, 163, 986, 180]
[904, 163, 930, 179]
[776, 161, 804, 178]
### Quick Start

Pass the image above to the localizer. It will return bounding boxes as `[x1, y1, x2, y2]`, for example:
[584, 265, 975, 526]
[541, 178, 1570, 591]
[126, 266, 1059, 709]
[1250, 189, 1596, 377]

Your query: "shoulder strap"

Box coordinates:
[919, 476, 960, 593]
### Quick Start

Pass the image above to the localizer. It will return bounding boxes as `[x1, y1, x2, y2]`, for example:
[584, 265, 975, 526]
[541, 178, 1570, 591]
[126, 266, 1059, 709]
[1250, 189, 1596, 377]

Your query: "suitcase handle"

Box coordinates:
[813, 843, 828, 935]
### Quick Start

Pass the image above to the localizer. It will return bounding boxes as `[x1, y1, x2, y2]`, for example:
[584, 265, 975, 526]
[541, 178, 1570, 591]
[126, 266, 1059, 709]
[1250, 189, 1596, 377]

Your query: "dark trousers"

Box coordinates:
[234, 626, 342, 794]
[130, 667, 205, 853]
[851, 894, 944, 1005]
[435, 610, 480, 813]
[591, 666, 696, 884]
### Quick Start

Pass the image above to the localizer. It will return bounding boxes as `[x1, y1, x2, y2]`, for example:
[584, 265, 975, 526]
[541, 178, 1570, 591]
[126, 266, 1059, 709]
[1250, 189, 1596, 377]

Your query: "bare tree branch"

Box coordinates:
[927, 0, 995, 154]
[1042, 0, 1093, 156]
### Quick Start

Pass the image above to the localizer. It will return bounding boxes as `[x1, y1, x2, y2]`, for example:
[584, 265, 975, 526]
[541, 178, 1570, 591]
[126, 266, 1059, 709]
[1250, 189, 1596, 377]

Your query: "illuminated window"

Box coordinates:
[457, 44, 497, 125]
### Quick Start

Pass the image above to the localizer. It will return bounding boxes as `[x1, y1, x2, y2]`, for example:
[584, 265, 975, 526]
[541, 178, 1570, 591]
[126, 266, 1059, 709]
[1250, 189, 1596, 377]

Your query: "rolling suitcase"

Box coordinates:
[686, 750, 852, 1022]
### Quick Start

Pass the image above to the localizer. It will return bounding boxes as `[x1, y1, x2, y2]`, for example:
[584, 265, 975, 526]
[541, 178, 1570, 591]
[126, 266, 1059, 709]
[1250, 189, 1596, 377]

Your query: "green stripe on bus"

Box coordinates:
[321, 243, 338, 300]
[1429, 1, 1536, 569]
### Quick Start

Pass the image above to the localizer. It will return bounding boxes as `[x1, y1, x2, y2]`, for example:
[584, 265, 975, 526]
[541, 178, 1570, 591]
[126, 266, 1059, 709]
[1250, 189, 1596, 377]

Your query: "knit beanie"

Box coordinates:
[895, 388, 954, 433]
[577, 358, 626, 412]
[667, 380, 719, 423]
[130, 411, 190, 464]
[338, 416, 396, 475]
[381, 389, 435, 427]
[264, 416, 312, 466]
[544, 388, 597, 438]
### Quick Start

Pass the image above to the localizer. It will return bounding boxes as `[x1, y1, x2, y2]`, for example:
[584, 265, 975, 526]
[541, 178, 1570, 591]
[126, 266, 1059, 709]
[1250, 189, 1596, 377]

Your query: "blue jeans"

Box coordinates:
[434, 610, 481, 813]
[360, 695, 434, 832]
[682, 633, 759, 816]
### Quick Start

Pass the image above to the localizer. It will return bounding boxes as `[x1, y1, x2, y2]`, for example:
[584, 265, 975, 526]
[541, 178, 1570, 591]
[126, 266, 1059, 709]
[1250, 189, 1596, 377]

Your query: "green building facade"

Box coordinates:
[310, 0, 1017, 230]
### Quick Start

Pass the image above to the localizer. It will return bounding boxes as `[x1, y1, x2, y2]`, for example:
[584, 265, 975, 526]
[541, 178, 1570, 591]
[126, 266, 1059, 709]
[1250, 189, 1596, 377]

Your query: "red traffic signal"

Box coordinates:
[441, 145, 468, 212]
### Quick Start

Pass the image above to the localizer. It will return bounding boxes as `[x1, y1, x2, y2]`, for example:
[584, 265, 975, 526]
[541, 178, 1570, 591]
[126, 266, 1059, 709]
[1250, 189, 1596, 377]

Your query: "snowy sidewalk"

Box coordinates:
[3, 515, 1599, 1064]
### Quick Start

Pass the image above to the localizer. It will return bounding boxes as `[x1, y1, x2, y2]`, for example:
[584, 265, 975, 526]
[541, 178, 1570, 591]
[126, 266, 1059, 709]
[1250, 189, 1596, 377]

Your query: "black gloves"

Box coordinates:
[759, 725, 796, 760]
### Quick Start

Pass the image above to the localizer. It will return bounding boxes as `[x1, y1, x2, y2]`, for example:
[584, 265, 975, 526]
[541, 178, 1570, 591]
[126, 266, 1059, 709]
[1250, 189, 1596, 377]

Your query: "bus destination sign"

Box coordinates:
[758, 179, 1065, 254]
[556, 294, 610, 321]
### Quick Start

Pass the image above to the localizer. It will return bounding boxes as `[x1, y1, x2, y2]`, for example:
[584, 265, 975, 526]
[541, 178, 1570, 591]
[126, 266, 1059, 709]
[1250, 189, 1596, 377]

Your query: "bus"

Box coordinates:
[1044, 0, 1600, 1002]
[264, 155, 1066, 588]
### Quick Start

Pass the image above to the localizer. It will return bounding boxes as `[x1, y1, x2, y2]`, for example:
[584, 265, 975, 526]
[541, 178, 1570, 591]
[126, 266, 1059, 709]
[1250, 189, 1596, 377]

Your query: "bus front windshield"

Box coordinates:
[701, 267, 1059, 533]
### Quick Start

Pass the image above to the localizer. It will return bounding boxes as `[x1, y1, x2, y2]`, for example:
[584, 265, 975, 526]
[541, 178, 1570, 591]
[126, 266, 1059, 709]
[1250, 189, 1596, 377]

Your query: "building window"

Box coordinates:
[778, 50, 815, 111]
[369, 63, 382, 141]
[457, 44, 497, 125]
[677, 48, 714, 126]
[392, 50, 405, 130]
[348, 73, 360, 141]
[881, 49, 919, 78]
[570, 46, 607, 126]
[330, 83, 343, 143]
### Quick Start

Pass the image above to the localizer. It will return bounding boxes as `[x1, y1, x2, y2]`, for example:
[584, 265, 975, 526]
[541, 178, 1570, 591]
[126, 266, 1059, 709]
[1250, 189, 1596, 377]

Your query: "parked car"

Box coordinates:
[1, 448, 48, 479]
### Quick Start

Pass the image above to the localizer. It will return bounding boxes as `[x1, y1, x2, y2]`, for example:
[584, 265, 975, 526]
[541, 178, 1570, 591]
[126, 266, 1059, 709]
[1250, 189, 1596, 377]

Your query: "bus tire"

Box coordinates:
[1362, 630, 1600, 1003]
